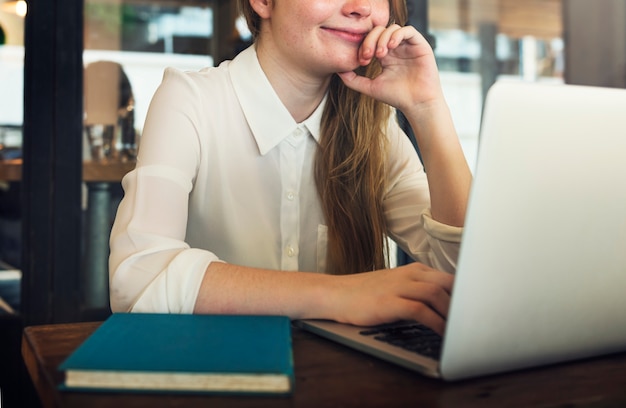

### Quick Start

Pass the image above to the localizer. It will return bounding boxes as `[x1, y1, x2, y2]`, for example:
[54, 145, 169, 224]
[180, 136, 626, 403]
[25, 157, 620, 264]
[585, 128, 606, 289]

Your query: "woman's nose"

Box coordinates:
[343, 0, 372, 18]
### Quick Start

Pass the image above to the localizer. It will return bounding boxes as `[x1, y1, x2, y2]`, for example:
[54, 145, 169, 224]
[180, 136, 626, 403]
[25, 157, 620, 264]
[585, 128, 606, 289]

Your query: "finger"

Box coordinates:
[389, 25, 423, 48]
[398, 299, 447, 336]
[417, 271, 455, 295]
[359, 26, 386, 65]
[398, 281, 452, 318]
[336, 71, 374, 96]
[415, 308, 447, 336]
[374, 24, 402, 59]
[403, 263, 455, 294]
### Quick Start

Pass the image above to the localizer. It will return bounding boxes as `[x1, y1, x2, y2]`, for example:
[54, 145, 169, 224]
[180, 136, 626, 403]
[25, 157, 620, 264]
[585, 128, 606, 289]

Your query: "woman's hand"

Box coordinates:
[331, 263, 454, 336]
[339, 24, 472, 229]
[337, 24, 443, 113]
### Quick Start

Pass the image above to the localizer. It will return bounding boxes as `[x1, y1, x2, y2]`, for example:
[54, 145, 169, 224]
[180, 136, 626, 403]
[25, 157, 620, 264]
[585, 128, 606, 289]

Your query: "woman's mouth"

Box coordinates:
[323, 27, 368, 44]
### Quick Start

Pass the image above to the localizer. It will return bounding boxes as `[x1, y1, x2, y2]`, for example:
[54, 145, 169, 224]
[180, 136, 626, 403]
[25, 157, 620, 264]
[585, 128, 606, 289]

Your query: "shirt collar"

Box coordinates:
[229, 45, 325, 155]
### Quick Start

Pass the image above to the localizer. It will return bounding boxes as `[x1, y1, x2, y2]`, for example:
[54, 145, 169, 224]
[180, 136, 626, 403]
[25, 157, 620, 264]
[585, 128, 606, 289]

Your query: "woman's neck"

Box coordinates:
[255, 42, 331, 123]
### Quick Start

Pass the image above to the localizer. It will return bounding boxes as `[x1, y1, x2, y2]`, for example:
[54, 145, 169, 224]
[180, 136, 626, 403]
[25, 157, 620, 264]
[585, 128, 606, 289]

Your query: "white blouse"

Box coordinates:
[109, 46, 463, 314]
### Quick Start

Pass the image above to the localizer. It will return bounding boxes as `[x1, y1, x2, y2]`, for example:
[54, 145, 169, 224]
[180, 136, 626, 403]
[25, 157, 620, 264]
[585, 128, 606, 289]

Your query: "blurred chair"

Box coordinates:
[81, 61, 135, 320]
[84, 61, 136, 161]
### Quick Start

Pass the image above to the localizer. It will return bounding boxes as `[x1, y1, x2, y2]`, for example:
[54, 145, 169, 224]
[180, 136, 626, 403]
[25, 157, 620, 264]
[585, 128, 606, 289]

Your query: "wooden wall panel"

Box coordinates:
[564, 0, 626, 88]
[430, 0, 562, 39]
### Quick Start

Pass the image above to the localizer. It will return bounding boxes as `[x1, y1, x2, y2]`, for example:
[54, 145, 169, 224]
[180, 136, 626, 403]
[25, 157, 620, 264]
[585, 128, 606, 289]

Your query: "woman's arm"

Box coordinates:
[194, 260, 453, 335]
[403, 100, 471, 227]
[338, 25, 472, 228]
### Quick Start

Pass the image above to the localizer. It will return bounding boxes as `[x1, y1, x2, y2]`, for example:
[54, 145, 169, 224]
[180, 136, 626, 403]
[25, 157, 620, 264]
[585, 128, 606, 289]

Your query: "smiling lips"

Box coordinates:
[323, 27, 368, 44]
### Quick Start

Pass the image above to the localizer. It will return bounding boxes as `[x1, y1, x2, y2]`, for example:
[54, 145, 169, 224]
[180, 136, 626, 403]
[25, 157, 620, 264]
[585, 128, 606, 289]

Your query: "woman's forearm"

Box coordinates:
[193, 261, 337, 319]
[404, 99, 472, 227]
[193, 261, 455, 335]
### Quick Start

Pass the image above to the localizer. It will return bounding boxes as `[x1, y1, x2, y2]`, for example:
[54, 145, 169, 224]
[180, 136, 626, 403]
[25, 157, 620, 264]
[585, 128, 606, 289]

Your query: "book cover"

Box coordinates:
[58, 313, 294, 395]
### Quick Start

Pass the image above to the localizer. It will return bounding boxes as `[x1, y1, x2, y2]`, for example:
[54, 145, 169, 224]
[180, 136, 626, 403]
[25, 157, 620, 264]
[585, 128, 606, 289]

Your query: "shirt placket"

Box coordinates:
[279, 126, 307, 271]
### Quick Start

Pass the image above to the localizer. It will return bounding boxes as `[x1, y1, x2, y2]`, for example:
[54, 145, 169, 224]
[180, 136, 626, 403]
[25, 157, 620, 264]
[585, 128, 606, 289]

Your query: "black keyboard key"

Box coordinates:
[359, 322, 443, 359]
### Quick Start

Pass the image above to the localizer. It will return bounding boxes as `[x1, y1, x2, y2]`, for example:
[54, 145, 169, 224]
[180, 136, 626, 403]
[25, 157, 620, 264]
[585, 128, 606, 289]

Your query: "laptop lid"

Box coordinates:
[440, 81, 626, 380]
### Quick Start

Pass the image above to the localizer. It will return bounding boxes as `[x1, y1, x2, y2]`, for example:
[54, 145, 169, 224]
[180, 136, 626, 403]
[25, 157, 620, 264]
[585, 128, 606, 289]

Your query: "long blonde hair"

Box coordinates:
[238, 0, 408, 274]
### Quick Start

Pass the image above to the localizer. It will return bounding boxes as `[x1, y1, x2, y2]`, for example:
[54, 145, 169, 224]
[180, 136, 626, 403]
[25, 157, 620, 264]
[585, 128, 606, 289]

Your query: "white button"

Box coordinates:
[286, 246, 296, 257]
[286, 191, 295, 201]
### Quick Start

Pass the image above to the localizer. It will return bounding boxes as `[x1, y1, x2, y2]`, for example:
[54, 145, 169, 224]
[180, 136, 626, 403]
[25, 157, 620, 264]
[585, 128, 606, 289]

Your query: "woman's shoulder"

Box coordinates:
[161, 62, 233, 95]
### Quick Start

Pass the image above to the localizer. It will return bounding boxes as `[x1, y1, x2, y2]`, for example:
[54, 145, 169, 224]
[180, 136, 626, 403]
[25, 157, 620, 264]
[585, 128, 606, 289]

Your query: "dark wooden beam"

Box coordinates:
[21, 0, 84, 325]
[563, 0, 626, 88]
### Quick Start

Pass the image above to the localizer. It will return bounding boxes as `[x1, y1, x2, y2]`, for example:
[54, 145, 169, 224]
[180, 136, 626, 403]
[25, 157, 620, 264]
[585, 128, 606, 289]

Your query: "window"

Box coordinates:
[428, 0, 564, 170]
[0, 0, 26, 314]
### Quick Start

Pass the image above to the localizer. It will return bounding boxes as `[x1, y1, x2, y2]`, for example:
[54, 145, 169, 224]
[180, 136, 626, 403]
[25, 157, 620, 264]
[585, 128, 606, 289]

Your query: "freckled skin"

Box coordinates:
[254, 0, 390, 79]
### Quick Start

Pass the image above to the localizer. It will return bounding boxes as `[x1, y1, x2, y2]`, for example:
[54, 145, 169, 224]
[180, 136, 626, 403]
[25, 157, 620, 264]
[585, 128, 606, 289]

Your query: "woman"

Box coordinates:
[109, 0, 472, 335]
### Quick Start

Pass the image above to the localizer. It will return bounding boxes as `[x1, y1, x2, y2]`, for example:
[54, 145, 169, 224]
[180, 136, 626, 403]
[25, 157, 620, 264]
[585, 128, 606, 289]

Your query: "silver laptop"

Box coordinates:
[295, 81, 626, 381]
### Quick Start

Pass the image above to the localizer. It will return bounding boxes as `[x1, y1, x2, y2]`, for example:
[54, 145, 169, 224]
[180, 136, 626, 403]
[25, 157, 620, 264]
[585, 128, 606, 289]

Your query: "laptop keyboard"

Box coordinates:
[359, 321, 443, 360]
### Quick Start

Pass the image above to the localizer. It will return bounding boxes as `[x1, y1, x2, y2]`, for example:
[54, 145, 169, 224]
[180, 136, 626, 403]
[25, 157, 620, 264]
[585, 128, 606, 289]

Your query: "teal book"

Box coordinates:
[58, 313, 294, 395]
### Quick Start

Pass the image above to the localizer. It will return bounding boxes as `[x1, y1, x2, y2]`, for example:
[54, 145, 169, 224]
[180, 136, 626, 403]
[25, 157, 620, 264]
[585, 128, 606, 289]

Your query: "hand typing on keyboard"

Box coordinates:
[330, 263, 454, 336]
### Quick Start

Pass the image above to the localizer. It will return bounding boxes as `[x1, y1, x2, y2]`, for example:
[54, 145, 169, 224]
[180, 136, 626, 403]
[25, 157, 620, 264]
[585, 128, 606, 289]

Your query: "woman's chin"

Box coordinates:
[318, 53, 362, 76]
[333, 60, 361, 74]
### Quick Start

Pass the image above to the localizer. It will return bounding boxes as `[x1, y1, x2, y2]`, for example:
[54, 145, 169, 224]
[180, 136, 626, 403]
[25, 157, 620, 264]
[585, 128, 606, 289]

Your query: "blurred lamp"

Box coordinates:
[1, 1, 27, 18]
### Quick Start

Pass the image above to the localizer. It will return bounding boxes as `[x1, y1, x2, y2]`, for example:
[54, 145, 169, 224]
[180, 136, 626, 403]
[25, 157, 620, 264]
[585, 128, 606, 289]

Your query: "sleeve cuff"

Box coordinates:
[131, 249, 217, 314]
[421, 208, 464, 243]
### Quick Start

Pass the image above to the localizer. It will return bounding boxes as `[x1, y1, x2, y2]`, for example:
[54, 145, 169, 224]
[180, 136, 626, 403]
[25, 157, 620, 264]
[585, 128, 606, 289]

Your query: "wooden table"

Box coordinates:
[22, 321, 626, 408]
[0, 159, 135, 182]
[0, 159, 22, 182]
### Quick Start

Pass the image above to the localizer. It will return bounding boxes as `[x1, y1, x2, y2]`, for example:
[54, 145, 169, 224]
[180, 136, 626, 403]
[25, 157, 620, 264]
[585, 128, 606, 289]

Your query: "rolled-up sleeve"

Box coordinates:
[109, 68, 219, 313]
[109, 167, 219, 313]
[383, 120, 463, 273]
